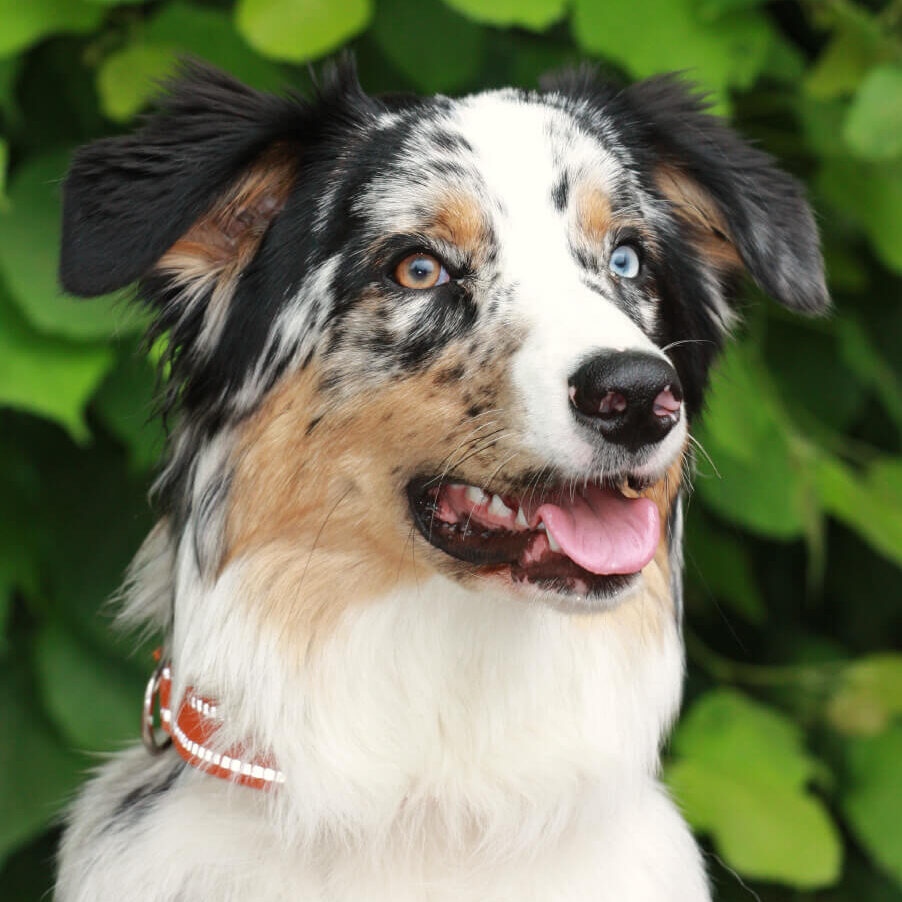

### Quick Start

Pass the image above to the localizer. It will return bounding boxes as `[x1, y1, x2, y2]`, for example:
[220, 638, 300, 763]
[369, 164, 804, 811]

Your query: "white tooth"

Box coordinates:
[465, 486, 489, 505]
[515, 507, 528, 528]
[488, 495, 512, 517]
[536, 522, 546, 532]
[547, 530, 562, 552]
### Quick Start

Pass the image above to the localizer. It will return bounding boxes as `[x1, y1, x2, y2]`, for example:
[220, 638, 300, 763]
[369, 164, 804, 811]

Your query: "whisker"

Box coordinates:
[297, 485, 353, 592]
[424, 410, 508, 492]
[686, 432, 721, 479]
[427, 429, 512, 539]
[425, 421, 503, 490]
[660, 338, 716, 354]
[444, 429, 511, 476]
[481, 451, 521, 495]
[524, 463, 551, 512]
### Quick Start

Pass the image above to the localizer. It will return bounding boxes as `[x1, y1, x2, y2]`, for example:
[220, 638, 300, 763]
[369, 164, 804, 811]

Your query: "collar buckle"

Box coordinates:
[141, 658, 172, 755]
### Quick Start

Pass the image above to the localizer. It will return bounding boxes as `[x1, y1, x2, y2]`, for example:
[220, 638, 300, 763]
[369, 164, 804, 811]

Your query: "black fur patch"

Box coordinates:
[551, 172, 570, 212]
[110, 758, 185, 828]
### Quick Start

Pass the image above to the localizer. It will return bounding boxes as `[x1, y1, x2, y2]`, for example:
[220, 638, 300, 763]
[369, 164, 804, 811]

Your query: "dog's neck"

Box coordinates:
[158, 531, 684, 851]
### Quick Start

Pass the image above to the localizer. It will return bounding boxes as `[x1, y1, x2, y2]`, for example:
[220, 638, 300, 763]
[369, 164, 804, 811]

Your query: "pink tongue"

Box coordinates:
[535, 486, 660, 575]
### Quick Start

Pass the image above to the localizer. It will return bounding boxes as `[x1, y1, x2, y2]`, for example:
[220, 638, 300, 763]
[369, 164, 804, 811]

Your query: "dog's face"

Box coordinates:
[61, 64, 827, 616]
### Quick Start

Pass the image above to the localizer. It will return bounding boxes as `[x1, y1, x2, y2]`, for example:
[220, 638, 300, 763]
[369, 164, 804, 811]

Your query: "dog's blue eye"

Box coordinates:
[394, 253, 450, 289]
[609, 245, 641, 279]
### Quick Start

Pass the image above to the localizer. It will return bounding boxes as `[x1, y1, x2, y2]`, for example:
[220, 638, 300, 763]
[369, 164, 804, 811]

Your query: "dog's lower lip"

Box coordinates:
[406, 476, 648, 598]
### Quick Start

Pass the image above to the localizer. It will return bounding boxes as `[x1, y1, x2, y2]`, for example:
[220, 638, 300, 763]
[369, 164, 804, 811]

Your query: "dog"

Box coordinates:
[54, 60, 828, 901]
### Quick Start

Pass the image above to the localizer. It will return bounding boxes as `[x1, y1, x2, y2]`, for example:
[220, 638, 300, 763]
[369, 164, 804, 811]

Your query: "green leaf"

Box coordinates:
[0, 281, 113, 442]
[0, 425, 43, 607]
[14, 40, 108, 148]
[814, 455, 902, 569]
[764, 317, 865, 432]
[0, 150, 146, 339]
[799, 97, 852, 160]
[492, 31, 578, 90]
[370, 0, 487, 93]
[816, 158, 902, 274]
[0, 658, 82, 861]
[822, 233, 870, 291]
[805, 29, 888, 100]
[0, 0, 103, 58]
[837, 318, 902, 437]
[695, 428, 808, 539]
[867, 459, 902, 508]
[685, 514, 766, 623]
[144, 2, 286, 92]
[0, 541, 38, 650]
[667, 689, 842, 888]
[694, 344, 810, 539]
[0, 54, 21, 123]
[693, 0, 765, 17]
[572, 0, 774, 109]
[96, 43, 179, 123]
[442, 0, 565, 30]
[97, 1, 290, 123]
[236, 0, 372, 63]
[34, 625, 144, 751]
[14, 420, 155, 663]
[844, 66, 902, 161]
[701, 342, 779, 464]
[92, 346, 165, 472]
[827, 654, 902, 736]
[759, 30, 805, 83]
[0, 138, 7, 205]
[842, 726, 902, 888]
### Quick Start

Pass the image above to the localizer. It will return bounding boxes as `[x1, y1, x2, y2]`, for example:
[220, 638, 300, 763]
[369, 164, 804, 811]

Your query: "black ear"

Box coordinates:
[545, 71, 830, 314]
[59, 60, 360, 297]
[621, 75, 829, 313]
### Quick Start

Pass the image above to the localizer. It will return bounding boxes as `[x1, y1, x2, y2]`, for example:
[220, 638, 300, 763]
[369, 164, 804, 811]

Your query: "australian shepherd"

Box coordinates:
[55, 60, 828, 901]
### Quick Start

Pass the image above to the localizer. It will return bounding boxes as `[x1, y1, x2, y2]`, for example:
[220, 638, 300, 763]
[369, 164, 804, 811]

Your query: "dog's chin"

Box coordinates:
[406, 470, 664, 612]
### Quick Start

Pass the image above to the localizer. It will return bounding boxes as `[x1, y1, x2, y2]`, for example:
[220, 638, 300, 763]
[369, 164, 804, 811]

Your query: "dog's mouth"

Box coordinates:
[407, 475, 661, 598]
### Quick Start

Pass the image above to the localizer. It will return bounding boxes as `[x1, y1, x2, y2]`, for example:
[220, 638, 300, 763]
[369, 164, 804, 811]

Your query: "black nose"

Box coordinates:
[568, 351, 683, 451]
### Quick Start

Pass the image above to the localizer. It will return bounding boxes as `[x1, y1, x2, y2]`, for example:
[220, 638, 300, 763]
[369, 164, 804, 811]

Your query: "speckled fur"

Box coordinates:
[55, 60, 828, 901]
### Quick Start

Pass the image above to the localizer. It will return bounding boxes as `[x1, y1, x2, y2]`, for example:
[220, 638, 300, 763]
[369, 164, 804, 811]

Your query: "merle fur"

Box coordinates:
[543, 68, 829, 412]
[60, 59, 829, 512]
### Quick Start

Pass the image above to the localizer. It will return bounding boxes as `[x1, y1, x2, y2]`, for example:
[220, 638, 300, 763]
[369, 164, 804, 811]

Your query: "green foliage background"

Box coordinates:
[1, 0, 901, 898]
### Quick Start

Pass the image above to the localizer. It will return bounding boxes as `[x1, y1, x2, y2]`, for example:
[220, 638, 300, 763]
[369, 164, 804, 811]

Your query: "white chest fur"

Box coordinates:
[58, 565, 710, 901]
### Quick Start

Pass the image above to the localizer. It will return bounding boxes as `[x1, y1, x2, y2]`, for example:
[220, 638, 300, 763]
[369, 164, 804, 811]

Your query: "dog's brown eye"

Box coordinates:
[394, 253, 450, 289]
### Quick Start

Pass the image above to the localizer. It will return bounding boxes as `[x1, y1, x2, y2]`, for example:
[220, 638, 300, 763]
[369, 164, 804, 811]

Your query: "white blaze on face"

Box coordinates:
[454, 94, 673, 472]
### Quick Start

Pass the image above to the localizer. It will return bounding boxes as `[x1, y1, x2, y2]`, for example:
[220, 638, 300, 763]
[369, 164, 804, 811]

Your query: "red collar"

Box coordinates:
[143, 654, 284, 790]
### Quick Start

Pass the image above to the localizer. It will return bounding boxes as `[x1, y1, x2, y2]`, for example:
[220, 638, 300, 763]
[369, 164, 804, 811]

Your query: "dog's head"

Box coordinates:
[61, 62, 827, 618]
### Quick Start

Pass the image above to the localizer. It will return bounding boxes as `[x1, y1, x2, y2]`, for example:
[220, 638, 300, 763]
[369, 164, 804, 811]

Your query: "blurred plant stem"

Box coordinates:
[686, 629, 844, 692]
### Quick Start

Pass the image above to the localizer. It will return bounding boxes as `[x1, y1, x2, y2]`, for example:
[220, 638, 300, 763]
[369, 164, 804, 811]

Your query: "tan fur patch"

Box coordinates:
[156, 145, 299, 340]
[428, 192, 491, 263]
[655, 165, 742, 269]
[224, 340, 525, 643]
[575, 185, 613, 245]
[224, 367, 414, 640]
[572, 183, 655, 259]
[642, 445, 687, 526]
